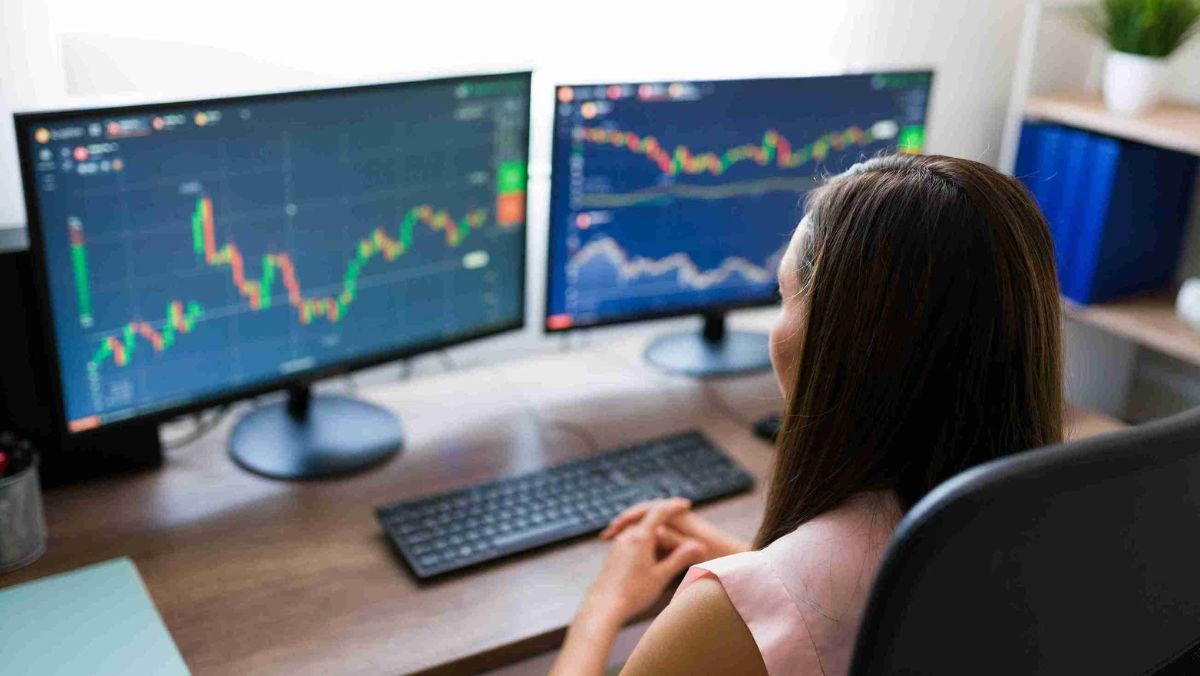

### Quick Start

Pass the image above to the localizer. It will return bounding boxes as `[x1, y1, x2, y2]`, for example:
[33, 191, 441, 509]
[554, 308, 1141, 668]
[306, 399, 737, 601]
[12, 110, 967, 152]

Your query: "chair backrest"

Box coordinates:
[850, 407, 1200, 675]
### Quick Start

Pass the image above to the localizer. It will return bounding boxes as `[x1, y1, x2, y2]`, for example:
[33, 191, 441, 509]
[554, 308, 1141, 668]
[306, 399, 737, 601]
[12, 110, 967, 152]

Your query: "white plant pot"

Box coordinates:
[1103, 50, 1168, 115]
[1177, 278, 1200, 333]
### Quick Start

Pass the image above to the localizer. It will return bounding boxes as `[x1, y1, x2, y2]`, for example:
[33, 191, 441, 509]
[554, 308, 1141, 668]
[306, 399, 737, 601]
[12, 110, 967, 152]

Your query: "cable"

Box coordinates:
[700, 381, 757, 428]
[556, 333, 573, 352]
[492, 367, 600, 453]
[437, 349, 458, 372]
[601, 340, 778, 430]
[539, 417, 601, 453]
[556, 329, 594, 352]
[162, 405, 230, 451]
[599, 341, 692, 411]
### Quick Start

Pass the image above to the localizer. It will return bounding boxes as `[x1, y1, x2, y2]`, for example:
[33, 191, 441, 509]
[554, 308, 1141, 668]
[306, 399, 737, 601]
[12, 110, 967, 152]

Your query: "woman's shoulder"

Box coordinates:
[763, 490, 901, 611]
[764, 490, 901, 568]
[701, 490, 901, 586]
[671, 491, 901, 675]
[623, 575, 768, 676]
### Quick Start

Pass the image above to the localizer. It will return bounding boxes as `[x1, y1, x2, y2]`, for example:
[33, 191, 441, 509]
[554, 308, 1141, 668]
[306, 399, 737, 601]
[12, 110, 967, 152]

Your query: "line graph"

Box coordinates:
[568, 235, 785, 291]
[87, 194, 493, 368]
[577, 175, 821, 209]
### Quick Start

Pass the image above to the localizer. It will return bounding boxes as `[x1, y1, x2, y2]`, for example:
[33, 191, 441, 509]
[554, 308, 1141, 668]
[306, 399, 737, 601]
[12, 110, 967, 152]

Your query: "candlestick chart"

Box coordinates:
[25, 74, 530, 431]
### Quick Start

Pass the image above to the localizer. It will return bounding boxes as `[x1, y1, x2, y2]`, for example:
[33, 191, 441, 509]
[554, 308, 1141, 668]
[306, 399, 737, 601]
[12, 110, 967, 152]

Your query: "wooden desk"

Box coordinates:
[0, 332, 1124, 675]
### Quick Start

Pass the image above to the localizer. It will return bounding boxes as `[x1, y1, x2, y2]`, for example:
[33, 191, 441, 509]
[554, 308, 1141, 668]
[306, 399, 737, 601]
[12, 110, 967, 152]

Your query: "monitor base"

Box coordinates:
[229, 387, 402, 480]
[644, 313, 772, 377]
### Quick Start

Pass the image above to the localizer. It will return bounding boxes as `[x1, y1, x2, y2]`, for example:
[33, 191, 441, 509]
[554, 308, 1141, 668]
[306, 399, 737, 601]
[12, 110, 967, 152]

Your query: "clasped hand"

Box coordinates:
[579, 498, 751, 628]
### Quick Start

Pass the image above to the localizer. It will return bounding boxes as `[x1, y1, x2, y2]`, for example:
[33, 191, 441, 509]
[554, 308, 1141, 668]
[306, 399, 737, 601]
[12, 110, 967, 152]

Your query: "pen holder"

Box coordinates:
[0, 454, 46, 572]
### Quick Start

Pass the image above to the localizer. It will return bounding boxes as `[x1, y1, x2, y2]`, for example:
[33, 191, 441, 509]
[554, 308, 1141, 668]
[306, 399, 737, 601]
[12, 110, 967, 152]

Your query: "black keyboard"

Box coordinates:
[376, 431, 754, 579]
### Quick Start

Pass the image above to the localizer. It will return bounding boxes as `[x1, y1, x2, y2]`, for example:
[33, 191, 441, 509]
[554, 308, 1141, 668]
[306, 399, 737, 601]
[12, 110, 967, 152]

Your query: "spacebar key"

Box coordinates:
[491, 518, 586, 553]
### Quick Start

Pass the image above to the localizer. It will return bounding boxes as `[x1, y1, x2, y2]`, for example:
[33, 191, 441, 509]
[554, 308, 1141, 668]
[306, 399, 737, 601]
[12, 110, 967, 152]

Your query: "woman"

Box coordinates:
[550, 155, 1064, 675]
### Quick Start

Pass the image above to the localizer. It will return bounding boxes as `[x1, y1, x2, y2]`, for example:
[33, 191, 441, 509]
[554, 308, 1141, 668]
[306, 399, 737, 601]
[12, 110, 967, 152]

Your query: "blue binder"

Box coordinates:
[1012, 121, 1198, 305]
[1088, 139, 1197, 302]
[1013, 121, 1045, 182]
[1053, 129, 1093, 275]
[1061, 136, 1119, 302]
[1032, 125, 1068, 244]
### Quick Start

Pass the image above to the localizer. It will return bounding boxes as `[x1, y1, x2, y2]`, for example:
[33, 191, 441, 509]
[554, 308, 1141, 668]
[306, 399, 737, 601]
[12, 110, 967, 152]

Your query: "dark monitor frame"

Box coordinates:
[542, 69, 935, 334]
[15, 71, 532, 439]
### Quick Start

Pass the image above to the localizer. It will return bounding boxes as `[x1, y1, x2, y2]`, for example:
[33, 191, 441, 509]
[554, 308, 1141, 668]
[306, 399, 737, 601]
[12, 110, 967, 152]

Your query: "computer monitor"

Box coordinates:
[16, 72, 531, 479]
[545, 71, 933, 376]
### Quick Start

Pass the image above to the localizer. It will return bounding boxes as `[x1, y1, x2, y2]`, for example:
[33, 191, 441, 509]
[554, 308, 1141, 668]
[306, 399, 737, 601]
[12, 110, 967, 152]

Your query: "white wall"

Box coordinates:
[1, 0, 1029, 229]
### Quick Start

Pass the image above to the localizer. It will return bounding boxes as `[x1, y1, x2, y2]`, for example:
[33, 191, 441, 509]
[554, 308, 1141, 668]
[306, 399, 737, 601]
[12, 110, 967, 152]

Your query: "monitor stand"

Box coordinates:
[229, 385, 403, 480]
[644, 312, 772, 377]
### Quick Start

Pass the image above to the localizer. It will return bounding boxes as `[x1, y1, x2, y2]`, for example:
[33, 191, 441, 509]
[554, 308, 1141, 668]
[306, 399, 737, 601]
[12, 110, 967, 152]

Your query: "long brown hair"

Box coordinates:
[755, 154, 1063, 548]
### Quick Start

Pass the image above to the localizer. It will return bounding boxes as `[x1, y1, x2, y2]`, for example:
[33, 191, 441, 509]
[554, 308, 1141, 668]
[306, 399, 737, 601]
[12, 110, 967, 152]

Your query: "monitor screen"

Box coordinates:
[19, 72, 530, 433]
[545, 71, 933, 331]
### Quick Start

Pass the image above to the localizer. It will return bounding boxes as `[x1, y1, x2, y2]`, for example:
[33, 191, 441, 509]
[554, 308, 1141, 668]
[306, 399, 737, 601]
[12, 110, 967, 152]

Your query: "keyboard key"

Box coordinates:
[492, 517, 583, 550]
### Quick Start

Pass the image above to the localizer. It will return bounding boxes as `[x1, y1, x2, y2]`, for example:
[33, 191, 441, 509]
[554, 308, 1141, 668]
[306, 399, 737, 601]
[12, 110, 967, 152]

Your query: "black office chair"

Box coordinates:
[849, 407, 1200, 675]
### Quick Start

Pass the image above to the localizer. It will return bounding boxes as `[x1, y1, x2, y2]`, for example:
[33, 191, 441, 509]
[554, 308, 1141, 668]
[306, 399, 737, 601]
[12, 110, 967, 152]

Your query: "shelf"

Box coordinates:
[1025, 93, 1200, 156]
[1064, 293, 1200, 366]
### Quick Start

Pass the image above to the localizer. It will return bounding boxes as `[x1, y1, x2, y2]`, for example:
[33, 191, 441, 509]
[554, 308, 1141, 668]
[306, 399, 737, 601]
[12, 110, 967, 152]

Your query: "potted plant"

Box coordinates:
[1081, 0, 1200, 115]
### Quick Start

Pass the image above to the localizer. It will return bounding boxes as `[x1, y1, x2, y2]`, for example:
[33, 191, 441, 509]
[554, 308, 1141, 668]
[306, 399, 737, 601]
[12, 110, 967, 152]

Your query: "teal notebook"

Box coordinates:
[0, 558, 189, 675]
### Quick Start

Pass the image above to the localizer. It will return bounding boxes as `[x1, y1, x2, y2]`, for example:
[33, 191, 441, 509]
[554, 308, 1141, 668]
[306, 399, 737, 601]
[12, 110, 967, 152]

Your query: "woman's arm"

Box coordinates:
[551, 597, 623, 676]
[549, 499, 705, 676]
[621, 576, 767, 676]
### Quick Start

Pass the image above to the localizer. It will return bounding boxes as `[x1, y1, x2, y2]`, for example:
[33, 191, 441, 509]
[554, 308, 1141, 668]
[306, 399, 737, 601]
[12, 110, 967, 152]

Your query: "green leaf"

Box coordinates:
[1078, 0, 1200, 57]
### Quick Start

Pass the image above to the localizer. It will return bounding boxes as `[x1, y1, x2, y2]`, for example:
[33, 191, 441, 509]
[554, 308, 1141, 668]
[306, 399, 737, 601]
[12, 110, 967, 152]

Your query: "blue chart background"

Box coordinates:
[26, 75, 529, 429]
[546, 73, 932, 329]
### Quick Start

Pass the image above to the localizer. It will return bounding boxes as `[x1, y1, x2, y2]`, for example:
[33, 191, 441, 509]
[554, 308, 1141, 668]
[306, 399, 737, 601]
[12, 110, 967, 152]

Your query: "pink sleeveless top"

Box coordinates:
[672, 491, 902, 676]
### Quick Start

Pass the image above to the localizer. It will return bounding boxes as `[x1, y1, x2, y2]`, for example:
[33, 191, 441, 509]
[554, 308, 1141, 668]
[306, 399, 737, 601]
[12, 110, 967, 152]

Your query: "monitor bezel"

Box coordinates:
[15, 70, 533, 438]
[542, 68, 935, 334]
